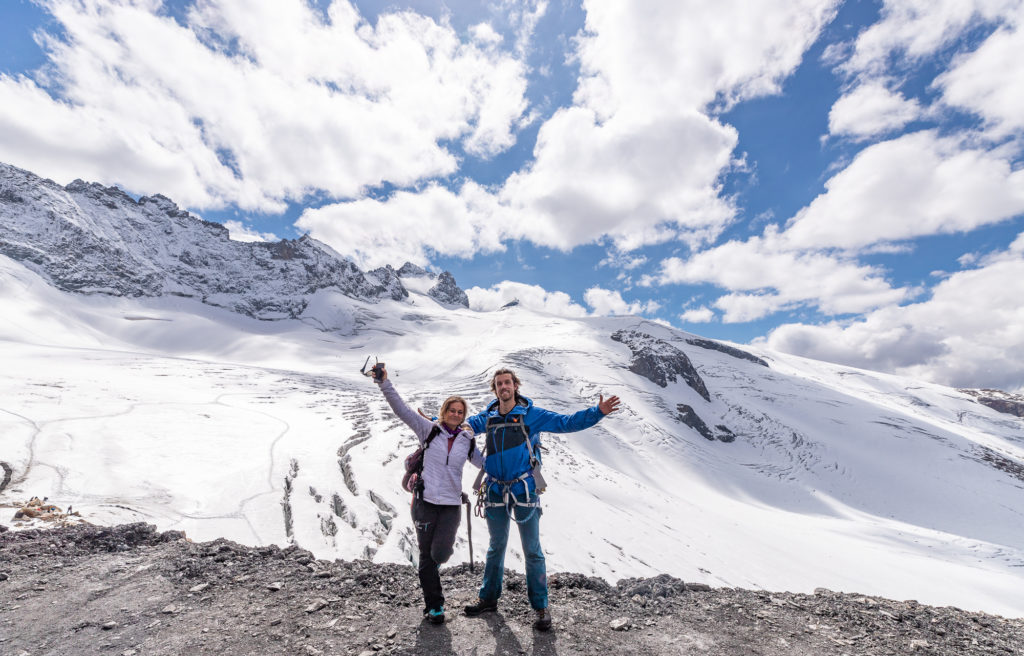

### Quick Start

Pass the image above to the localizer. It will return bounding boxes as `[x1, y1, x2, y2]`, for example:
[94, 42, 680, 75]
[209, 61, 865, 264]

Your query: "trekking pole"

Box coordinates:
[462, 492, 474, 572]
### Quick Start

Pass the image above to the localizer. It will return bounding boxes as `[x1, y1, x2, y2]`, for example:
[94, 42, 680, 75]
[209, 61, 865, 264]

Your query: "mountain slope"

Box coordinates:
[1, 165, 1023, 618]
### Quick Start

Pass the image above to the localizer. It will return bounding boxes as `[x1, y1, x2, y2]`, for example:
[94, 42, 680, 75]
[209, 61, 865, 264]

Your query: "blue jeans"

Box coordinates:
[478, 486, 547, 610]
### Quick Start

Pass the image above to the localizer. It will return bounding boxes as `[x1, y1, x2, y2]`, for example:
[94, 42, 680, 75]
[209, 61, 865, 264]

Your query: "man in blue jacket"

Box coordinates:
[463, 367, 620, 631]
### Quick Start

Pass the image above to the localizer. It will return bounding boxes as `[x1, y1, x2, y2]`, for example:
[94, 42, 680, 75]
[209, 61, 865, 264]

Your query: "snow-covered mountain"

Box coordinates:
[0, 162, 469, 321]
[2, 163, 1023, 618]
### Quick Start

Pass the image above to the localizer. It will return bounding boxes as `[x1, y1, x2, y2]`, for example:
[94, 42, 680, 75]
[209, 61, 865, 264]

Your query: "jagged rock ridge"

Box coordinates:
[685, 336, 769, 367]
[392, 261, 470, 308]
[0, 162, 470, 320]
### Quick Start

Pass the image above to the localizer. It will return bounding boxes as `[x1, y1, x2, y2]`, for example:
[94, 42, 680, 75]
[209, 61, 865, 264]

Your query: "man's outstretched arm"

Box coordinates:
[529, 394, 621, 434]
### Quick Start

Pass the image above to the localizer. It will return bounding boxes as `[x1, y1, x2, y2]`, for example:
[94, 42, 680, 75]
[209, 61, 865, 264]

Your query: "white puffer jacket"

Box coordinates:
[379, 379, 484, 506]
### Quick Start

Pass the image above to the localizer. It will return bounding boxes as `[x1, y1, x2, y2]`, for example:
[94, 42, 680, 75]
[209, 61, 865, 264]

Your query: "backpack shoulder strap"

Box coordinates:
[424, 425, 442, 447]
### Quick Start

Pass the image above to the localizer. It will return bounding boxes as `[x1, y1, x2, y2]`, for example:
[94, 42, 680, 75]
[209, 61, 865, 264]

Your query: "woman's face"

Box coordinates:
[443, 401, 466, 428]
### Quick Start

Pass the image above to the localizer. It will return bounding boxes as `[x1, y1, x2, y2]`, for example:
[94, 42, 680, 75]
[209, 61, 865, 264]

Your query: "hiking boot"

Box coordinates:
[533, 606, 552, 631]
[426, 607, 445, 624]
[463, 598, 498, 616]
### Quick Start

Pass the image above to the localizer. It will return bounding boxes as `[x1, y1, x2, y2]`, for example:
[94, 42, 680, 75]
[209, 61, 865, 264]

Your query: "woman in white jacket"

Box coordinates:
[374, 365, 483, 625]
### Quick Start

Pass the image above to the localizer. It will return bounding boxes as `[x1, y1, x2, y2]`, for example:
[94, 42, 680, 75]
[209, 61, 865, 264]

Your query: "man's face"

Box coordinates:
[494, 373, 517, 401]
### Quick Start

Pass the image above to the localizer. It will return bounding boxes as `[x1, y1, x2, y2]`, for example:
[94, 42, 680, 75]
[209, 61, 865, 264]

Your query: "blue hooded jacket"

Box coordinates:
[467, 393, 605, 495]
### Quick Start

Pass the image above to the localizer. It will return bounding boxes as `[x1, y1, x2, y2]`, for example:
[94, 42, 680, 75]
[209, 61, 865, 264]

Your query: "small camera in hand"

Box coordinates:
[360, 356, 386, 382]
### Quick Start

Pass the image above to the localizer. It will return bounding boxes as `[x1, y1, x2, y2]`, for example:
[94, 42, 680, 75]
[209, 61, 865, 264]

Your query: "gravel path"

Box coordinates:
[1, 523, 1021, 656]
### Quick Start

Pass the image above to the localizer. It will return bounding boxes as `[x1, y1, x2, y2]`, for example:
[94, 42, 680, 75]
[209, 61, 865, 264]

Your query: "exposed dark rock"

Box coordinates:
[2, 523, 1021, 656]
[714, 424, 736, 443]
[0, 460, 12, 493]
[396, 261, 431, 278]
[501, 298, 520, 308]
[611, 330, 711, 401]
[677, 403, 716, 441]
[617, 573, 689, 598]
[368, 264, 410, 301]
[427, 271, 469, 307]
[961, 388, 1024, 418]
[685, 337, 769, 367]
[0, 162, 405, 321]
[974, 446, 1024, 483]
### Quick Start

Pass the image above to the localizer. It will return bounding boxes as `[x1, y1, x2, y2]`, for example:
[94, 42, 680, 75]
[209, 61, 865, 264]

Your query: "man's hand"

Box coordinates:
[598, 394, 621, 415]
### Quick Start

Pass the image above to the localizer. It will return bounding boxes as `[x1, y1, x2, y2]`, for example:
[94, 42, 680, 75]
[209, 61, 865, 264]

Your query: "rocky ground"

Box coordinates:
[1, 523, 1021, 656]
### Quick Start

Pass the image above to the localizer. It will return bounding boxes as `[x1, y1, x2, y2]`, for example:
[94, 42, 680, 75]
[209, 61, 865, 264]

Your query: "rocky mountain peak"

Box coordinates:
[0, 161, 415, 320]
[396, 261, 430, 277]
[368, 264, 410, 301]
[428, 270, 469, 307]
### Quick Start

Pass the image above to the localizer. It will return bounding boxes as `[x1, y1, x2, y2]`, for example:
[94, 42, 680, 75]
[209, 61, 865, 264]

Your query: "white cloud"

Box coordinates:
[828, 82, 923, 138]
[838, 0, 1022, 77]
[470, 22, 503, 46]
[465, 281, 588, 316]
[583, 287, 660, 316]
[294, 181, 510, 270]
[223, 220, 277, 243]
[494, 0, 839, 252]
[657, 235, 912, 321]
[783, 131, 1024, 250]
[598, 250, 647, 271]
[297, 0, 839, 262]
[765, 233, 1024, 390]
[498, 108, 738, 252]
[937, 18, 1024, 137]
[574, 0, 840, 116]
[465, 281, 659, 318]
[680, 306, 715, 323]
[0, 0, 529, 210]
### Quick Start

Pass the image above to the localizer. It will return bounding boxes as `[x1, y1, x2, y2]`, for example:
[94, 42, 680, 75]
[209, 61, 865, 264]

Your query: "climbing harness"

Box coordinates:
[473, 415, 546, 524]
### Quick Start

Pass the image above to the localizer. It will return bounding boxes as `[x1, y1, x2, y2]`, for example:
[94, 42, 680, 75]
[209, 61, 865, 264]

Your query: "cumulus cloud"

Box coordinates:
[0, 0, 529, 210]
[649, 128, 1023, 325]
[295, 0, 839, 263]
[828, 82, 923, 138]
[784, 131, 1024, 250]
[465, 281, 659, 319]
[583, 287, 660, 316]
[764, 233, 1024, 390]
[495, 0, 839, 252]
[295, 181, 510, 270]
[837, 0, 1022, 77]
[656, 234, 913, 321]
[465, 281, 588, 316]
[680, 306, 715, 323]
[574, 0, 840, 116]
[936, 18, 1024, 137]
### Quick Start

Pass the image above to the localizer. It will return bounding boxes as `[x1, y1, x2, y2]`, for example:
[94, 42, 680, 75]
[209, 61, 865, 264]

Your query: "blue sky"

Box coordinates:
[1, 0, 1023, 391]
